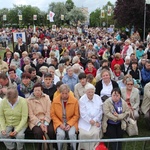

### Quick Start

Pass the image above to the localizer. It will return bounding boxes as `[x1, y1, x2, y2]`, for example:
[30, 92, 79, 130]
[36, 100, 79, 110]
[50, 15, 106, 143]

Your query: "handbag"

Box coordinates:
[94, 142, 108, 150]
[125, 112, 138, 136]
[101, 95, 109, 102]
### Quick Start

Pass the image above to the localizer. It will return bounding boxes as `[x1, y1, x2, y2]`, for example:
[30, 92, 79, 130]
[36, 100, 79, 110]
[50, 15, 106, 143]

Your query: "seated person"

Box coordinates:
[50, 84, 79, 150]
[78, 84, 103, 150]
[121, 77, 140, 120]
[53, 81, 74, 98]
[27, 83, 56, 150]
[0, 87, 28, 150]
[141, 82, 150, 128]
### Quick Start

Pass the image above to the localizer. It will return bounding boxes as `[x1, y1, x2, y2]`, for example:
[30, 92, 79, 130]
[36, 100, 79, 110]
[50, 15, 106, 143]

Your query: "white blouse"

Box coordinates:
[78, 94, 103, 131]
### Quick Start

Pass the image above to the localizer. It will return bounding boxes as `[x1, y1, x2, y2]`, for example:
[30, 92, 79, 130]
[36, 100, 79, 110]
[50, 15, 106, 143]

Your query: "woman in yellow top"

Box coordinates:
[53, 81, 74, 98]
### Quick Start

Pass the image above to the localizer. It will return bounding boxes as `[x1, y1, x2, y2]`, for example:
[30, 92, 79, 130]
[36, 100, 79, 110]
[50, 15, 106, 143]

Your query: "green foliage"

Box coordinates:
[66, 7, 86, 26]
[89, 1, 114, 27]
[65, 0, 75, 11]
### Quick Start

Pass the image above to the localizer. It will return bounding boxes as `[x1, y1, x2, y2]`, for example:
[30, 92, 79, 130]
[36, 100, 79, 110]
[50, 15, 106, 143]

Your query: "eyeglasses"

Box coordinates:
[127, 83, 133, 86]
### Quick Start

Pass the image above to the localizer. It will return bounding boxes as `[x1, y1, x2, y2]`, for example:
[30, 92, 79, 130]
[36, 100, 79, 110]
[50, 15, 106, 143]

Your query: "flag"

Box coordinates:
[101, 10, 105, 18]
[61, 15, 64, 21]
[47, 14, 49, 20]
[19, 15, 22, 20]
[107, 6, 112, 16]
[49, 11, 55, 22]
[3, 15, 7, 21]
[33, 15, 37, 20]
[146, 0, 150, 4]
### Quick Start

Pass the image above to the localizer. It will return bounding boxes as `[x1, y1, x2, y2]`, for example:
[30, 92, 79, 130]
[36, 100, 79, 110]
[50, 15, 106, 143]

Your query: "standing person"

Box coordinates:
[28, 83, 56, 150]
[102, 88, 130, 150]
[78, 84, 103, 150]
[50, 84, 79, 150]
[0, 87, 28, 150]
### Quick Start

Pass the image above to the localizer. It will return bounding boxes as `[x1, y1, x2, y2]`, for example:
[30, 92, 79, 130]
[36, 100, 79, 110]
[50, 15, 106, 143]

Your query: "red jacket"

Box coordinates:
[111, 58, 124, 71]
[84, 67, 97, 77]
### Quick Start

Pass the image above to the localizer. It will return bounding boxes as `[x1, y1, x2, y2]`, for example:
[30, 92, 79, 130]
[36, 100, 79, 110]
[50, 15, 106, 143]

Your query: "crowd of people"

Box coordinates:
[0, 26, 150, 150]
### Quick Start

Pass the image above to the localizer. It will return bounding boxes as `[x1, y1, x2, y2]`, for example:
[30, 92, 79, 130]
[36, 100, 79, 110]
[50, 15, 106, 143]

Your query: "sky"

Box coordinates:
[0, 0, 117, 13]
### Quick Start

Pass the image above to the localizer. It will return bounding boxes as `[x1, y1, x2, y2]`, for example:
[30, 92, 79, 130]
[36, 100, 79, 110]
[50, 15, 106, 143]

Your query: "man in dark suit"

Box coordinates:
[110, 39, 121, 61]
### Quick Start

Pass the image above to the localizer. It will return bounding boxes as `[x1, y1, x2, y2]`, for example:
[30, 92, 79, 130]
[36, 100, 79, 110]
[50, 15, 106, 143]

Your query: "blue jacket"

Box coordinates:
[62, 74, 78, 92]
[141, 67, 150, 87]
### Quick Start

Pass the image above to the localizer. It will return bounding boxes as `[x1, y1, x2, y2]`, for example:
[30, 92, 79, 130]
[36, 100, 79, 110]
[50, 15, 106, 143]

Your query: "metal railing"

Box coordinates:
[0, 137, 150, 150]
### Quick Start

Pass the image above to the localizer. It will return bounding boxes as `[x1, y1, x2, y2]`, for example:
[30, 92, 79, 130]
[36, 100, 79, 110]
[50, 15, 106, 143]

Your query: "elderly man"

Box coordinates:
[62, 66, 78, 92]
[0, 87, 28, 150]
[50, 84, 79, 150]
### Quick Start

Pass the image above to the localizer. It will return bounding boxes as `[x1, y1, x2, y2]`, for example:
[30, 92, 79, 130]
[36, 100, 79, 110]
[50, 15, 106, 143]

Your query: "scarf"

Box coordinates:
[121, 45, 129, 57]
[114, 70, 121, 77]
[20, 81, 34, 93]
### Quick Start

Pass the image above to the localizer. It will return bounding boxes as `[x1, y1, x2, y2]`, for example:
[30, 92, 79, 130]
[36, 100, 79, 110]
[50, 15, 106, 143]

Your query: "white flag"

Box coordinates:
[107, 6, 112, 16]
[146, 0, 150, 4]
[3, 15, 7, 21]
[49, 11, 55, 22]
[101, 10, 105, 18]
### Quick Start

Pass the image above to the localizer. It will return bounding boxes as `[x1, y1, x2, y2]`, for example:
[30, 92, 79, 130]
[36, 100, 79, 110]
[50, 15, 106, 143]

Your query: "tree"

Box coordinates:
[89, 1, 114, 27]
[114, 0, 150, 30]
[65, 7, 86, 26]
[48, 2, 67, 26]
[65, 0, 75, 11]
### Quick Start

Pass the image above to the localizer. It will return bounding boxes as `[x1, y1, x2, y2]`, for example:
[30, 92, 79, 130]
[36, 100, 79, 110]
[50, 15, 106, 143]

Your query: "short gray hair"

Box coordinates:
[85, 83, 95, 92]
[48, 66, 55, 72]
[6, 86, 18, 100]
[59, 84, 70, 93]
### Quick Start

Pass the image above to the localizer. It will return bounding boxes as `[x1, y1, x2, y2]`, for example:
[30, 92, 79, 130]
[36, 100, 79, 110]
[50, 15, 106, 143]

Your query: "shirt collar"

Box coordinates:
[7, 97, 19, 109]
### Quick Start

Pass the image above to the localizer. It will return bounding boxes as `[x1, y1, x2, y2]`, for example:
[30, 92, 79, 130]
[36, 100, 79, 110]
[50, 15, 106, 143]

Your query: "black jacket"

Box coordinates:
[95, 80, 119, 96]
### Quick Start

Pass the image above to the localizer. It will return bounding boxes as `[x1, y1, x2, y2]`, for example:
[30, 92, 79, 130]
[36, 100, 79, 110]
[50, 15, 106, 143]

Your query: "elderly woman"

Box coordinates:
[95, 69, 119, 102]
[28, 83, 56, 150]
[102, 88, 130, 150]
[121, 39, 133, 59]
[121, 77, 140, 120]
[0, 87, 28, 150]
[62, 66, 78, 92]
[78, 84, 103, 150]
[55, 63, 66, 80]
[50, 84, 79, 150]
[17, 72, 34, 98]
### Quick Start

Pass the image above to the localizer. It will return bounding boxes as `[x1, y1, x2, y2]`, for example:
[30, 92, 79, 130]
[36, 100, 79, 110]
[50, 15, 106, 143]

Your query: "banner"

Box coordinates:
[61, 15, 64, 21]
[47, 14, 49, 20]
[3, 15, 7, 21]
[146, 0, 150, 4]
[101, 10, 105, 18]
[107, 6, 112, 16]
[49, 11, 55, 22]
[19, 15, 22, 21]
[33, 15, 37, 20]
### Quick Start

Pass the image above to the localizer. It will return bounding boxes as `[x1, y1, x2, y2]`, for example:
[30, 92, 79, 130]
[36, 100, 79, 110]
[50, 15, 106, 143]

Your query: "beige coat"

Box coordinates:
[121, 87, 140, 111]
[27, 93, 51, 129]
[141, 82, 150, 114]
[102, 97, 130, 133]
[0, 60, 8, 73]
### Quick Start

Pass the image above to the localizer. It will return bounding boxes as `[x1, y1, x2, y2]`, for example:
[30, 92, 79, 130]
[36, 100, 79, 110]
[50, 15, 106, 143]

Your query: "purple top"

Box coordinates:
[108, 99, 122, 125]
